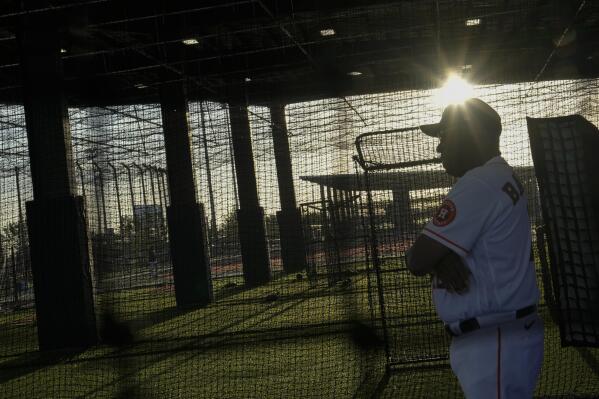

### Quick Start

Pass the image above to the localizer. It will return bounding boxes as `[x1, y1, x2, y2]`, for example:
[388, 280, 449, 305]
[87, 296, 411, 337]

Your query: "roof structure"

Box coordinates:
[1, 0, 598, 106]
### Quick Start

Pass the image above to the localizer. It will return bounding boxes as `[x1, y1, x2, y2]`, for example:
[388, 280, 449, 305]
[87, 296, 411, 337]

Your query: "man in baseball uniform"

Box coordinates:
[407, 98, 544, 398]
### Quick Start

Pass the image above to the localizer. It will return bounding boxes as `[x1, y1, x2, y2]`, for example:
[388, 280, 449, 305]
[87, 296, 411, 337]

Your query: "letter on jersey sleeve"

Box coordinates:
[422, 176, 496, 257]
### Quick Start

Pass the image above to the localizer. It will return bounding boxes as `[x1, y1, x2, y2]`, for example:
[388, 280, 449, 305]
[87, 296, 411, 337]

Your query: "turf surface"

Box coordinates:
[0, 263, 598, 398]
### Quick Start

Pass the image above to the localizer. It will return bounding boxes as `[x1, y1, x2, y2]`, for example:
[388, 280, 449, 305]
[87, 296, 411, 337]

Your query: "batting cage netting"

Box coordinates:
[353, 79, 599, 398]
[1, 78, 599, 398]
[527, 115, 599, 347]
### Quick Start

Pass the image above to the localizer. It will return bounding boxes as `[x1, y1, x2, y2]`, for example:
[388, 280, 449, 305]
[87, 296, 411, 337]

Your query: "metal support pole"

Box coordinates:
[11, 246, 18, 306]
[122, 164, 136, 222]
[341, 190, 350, 220]
[91, 161, 108, 280]
[18, 6, 96, 349]
[319, 184, 329, 280]
[158, 168, 169, 233]
[158, 168, 170, 267]
[158, 169, 169, 215]
[146, 166, 157, 208]
[152, 167, 164, 227]
[14, 167, 25, 251]
[133, 163, 148, 209]
[229, 104, 271, 286]
[92, 162, 108, 233]
[122, 163, 136, 289]
[152, 167, 167, 264]
[133, 163, 148, 245]
[332, 188, 340, 221]
[269, 104, 306, 274]
[107, 162, 124, 235]
[133, 162, 149, 279]
[325, 186, 341, 286]
[160, 82, 213, 307]
[107, 162, 125, 281]
[76, 161, 87, 202]
[145, 164, 160, 234]
[225, 112, 240, 210]
[14, 167, 27, 287]
[319, 184, 329, 239]
[144, 164, 160, 279]
[199, 102, 218, 249]
[92, 165, 102, 234]
[349, 190, 357, 219]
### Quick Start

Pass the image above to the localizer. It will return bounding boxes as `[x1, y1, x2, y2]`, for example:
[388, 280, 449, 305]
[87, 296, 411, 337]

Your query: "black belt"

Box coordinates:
[445, 304, 537, 337]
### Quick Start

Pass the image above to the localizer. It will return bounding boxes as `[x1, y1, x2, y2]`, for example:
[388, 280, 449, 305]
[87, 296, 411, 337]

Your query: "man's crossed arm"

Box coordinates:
[407, 235, 471, 294]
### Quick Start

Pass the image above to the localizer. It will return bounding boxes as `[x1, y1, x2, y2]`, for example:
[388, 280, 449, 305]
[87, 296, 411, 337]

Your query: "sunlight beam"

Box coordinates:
[435, 74, 474, 108]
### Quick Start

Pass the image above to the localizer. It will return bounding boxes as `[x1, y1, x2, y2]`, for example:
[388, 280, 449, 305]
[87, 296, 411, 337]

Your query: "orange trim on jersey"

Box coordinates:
[423, 228, 470, 254]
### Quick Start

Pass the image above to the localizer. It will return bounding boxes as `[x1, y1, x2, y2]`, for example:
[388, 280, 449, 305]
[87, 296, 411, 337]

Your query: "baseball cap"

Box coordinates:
[420, 98, 502, 139]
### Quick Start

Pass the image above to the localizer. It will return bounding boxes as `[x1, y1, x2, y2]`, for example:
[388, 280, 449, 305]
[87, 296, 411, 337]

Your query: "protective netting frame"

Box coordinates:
[355, 127, 454, 368]
[354, 87, 599, 397]
[527, 115, 599, 347]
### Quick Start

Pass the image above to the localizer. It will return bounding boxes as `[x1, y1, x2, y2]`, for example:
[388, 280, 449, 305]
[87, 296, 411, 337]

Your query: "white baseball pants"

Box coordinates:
[449, 313, 544, 399]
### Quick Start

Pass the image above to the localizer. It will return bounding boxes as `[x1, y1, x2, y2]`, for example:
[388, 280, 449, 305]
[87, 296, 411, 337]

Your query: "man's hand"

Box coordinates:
[433, 251, 471, 294]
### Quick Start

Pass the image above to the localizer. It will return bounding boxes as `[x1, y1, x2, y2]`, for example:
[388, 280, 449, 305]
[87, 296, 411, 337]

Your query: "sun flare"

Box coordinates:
[435, 74, 474, 107]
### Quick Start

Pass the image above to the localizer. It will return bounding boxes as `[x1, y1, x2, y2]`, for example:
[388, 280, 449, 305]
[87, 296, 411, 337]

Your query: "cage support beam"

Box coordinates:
[270, 104, 306, 274]
[229, 104, 271, 286]
[160, 82, 213, 307]
[18, 7, 97, 350]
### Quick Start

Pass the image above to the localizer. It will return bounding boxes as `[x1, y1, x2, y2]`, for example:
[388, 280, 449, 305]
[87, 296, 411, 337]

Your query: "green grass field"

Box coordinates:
[0, 262, 598, 398]
[0, 272, 385, 398]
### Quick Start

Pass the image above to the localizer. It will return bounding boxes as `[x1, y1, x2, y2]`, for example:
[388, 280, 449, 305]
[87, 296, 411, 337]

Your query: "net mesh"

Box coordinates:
[355, 79, 599, 398]
[527, 115, 599, 347]
[0, 104, 36, 357]
[0, 77, 598, 399]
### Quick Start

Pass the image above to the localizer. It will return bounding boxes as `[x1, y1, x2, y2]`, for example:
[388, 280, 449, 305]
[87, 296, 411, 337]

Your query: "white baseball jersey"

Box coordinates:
[422, 156, 540, 324]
